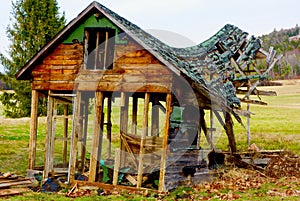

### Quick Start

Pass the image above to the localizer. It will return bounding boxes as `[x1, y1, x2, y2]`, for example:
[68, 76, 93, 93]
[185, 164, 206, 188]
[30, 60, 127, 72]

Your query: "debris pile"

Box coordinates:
[265, 152, 300, 178]
[0, 172, 32, 197]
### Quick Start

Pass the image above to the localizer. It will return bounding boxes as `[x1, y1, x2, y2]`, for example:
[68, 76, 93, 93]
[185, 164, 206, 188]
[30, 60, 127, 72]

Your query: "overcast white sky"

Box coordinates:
[0, 0, 299, 71]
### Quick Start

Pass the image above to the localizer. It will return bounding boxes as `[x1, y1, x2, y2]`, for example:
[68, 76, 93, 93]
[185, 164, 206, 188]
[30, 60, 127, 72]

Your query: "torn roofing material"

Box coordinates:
[98, 2, 262, 108]
[16, 1, 263, 109]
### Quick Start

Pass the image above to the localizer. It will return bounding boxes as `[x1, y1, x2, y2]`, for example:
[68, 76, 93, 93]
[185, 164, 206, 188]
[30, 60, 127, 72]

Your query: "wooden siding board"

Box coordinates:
[30, 39, 173, 92]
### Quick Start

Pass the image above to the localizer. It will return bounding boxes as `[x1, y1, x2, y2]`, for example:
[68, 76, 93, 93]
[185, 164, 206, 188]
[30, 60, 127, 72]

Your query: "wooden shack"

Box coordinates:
[16, 1, 280, 191]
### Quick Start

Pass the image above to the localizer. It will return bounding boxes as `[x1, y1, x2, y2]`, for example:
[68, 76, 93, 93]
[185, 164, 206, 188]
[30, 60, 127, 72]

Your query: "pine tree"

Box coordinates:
[0, 0, 65, 117]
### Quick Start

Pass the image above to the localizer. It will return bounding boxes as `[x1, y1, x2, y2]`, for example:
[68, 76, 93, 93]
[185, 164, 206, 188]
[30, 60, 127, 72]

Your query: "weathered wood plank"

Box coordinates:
[158, 93, 172, 192]
[0, 188, 30, 197]
[28, 90, 38, 170]
[113, 149, 121, 186]
[68, 91, 80, 183]
[137, 92, 150, 188]
[236, 89, 277, 96]
[89, 92, 104, 182]
[240, 99, 267, 105]
[44, 94, 54, 179]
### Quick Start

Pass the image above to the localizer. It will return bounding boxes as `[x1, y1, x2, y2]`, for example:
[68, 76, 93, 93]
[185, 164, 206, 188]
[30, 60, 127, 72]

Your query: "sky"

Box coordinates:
[0, 0, 300, 71]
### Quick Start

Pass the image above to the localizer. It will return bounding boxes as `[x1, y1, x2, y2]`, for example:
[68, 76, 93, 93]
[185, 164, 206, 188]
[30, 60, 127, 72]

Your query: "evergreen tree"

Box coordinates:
[0, 0, 65, 117]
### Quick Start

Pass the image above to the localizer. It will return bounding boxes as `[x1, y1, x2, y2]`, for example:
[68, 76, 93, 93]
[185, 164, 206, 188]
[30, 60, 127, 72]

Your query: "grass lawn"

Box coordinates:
[0, 80, 299, 200]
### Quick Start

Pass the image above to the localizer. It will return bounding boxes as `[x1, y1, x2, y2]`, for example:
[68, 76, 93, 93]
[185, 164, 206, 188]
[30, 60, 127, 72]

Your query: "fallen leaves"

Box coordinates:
[265, 152, 300, 178]
[193, 167, 300, 200]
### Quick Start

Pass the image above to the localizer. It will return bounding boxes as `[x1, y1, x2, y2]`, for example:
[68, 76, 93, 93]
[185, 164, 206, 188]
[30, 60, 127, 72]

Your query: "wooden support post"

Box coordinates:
[112, 148, 121, 186]
[213, 110, 236, 153]
[89, 92, 104, 182]
[158, 93, 172, 192]
[78, 98, 85, 172]
[80, 98, 89, 172]
[107, 96, 112, 159]
[49, 100, 58, 173]
[247, 82, 251, 147]
[151, 95, 159, 137]
[224, 111, 237, 153]
[103, 31, 109, 69]
[62, 105, 68, 164]
[210, 109, 215, 149]
[68, 92, 81, 183]
[132, 96, 138, 135]
[94, 32, 100, 70]
[28, 90, 39, 170]
[137, 93, 150, 188]
[120, 92, 128, 167]
[44, 94, 54, 178]
[199, 109, 212, 149]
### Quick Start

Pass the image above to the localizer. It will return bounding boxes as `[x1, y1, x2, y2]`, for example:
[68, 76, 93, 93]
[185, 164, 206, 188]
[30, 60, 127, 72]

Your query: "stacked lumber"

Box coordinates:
[0, 172, 32, 197]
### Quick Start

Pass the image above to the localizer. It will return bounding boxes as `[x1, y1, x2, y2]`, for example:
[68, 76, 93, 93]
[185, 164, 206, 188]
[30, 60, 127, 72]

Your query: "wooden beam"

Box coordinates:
[131, 96, 138, 135]
[120, 92, 129, 167]
[94, 32, 100, 70]
[151, 95, 159, 137]
[199, 109, 213, 149]
[28, 90, 39, 170]
[62, 104, 68, 164]
[78, 99, 85, 172]
[236, 89, 277, 96]
[0, 188, 30, 197]
[137, 92, 150, 188]
[112, 148, 121, 186]
[158, 93, 172, 192]
[224, 111, 237, 153]
[68, 92, 80, 183]
[243, 54, 283, 99]
[213, 110, 237, 153]
[107, 96, 112, 158]
[239, 99, 267, 106]
[103, 31, 109, 69]
[44, 94, 54, 178]
[80, 98, 89, 172]
[89, 91, 104, 182]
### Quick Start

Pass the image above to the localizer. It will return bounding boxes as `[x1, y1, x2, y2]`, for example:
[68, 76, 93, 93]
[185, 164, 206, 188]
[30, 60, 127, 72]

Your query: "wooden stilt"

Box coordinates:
[210, 109, 215, 149]
[80, 98, 89, 172]
[62, 105, 68, 164]
[112, 149, 121, 186]
[137, 93, 150, 188]
[68, 91, 81, 183]
[44, 93, 54, 178]
[224, 111, 237, 153]
[199, 109, 212, 149]
[89, 92, 104, 182]
[120, 92, 128, 167]
[28, 90, 39, 170]
[151, 95, 159, 137]
[78, 98, 85, 172]
[247, 82, 251, 147]
[132, 96, 138, 135]
[158, 93, 172, 192]
[107, 96, 112, 159]
[49, 100, 58, 174]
